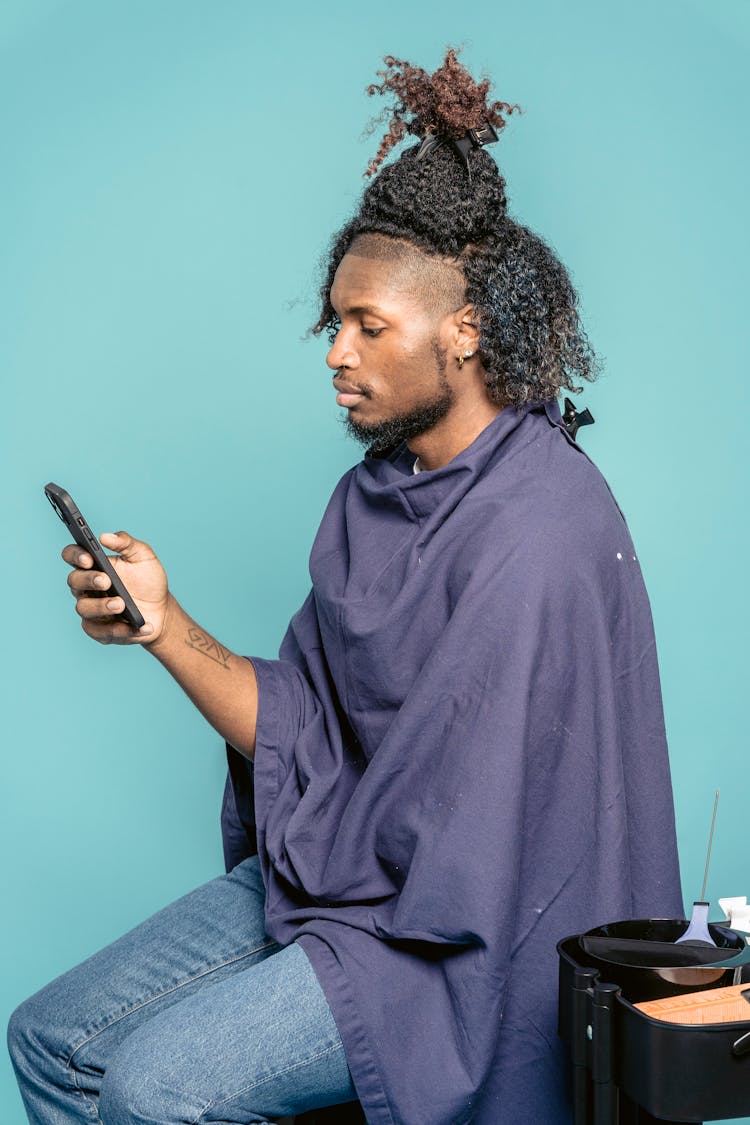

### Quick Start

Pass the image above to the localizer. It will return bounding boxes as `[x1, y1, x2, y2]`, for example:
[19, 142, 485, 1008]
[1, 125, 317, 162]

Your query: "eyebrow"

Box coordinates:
[330, 301, 389, 318]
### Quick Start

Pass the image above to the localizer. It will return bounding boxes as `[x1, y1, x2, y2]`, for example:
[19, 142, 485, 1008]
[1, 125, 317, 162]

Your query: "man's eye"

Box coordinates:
[361, 328, 383, 337]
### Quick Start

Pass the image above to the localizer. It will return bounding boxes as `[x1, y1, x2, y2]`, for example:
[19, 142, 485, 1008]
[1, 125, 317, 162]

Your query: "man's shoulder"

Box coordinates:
[457, 420, 639, 593]
[478, 417, 628, 532]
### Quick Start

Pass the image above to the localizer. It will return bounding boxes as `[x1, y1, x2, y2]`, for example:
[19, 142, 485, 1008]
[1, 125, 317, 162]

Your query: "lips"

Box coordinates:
[333, 379, 364, 396]
[333, 379, 367, 407]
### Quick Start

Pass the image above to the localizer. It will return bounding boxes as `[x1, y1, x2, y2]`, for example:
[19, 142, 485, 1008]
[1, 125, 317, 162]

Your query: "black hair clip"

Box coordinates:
[561, 396, 595, 440]
[415, 121, 499, 182]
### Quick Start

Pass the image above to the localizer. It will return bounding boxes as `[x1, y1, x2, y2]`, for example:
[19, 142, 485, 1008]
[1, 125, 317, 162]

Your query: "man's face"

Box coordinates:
[326, 245, 462, 453]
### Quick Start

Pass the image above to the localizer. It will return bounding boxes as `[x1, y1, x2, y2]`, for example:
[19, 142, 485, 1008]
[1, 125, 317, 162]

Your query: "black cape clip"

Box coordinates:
[561, 397, 595, 440]
[415, 122, 499, 182]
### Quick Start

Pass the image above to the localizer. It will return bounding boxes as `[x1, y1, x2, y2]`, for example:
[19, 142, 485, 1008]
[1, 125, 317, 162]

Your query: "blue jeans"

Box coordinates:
[7, 854, 358, 1124]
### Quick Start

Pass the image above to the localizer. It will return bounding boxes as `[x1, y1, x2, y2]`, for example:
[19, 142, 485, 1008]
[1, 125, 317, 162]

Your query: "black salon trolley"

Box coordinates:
[558, 919, 750, 1123]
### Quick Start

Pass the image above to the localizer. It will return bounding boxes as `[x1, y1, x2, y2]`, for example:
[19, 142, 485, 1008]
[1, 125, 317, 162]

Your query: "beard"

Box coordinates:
[340, 339, 454, 455]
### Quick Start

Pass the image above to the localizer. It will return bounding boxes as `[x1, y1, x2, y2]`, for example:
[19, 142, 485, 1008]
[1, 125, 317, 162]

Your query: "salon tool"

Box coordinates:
[635, 981, 750, 1026]
[676, 789, 720, 947]
[414, 122, 499, 182]
[561, 397, 595, 440]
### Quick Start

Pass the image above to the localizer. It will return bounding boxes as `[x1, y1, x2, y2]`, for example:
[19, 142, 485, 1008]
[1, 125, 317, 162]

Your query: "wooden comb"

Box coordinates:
[635, 983, 750, 1025]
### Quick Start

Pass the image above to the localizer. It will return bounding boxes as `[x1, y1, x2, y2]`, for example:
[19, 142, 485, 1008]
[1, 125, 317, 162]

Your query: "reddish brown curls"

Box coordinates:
[362, 46, 522, 178]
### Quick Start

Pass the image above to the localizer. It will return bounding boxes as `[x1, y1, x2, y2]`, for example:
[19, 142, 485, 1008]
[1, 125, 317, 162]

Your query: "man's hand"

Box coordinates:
[62, 529, 257, 757]
[63, 531, 170, 645]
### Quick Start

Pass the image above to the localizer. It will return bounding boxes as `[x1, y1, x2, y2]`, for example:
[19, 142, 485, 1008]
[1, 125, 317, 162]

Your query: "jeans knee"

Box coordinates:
[7, 995, 49, 1081]
[7, 996, 38, 1064]
[99, 1044, 206, 1125]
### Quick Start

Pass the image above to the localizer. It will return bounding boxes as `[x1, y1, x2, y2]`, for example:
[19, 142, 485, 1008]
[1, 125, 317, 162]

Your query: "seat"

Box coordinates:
[279, 1103, 366, 1124]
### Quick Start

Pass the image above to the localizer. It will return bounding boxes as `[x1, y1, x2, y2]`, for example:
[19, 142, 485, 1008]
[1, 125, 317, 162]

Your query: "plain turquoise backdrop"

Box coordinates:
[2, 1, 748, 1120]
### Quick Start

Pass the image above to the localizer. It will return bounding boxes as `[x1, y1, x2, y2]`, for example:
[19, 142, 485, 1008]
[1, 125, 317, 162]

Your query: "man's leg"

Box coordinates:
[97, 940, 356, 1125]
[7, 855, 356, 1124]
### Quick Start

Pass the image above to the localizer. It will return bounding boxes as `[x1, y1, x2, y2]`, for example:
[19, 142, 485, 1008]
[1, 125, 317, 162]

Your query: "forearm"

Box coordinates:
[145, 594, 258, 760]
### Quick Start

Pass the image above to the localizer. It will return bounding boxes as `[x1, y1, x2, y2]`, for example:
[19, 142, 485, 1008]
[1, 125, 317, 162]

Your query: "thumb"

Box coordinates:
[99, 530, 155, 563]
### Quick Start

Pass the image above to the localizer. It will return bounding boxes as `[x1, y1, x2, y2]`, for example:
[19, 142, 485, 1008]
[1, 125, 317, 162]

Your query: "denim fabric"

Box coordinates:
[7, 854, 358, 1124]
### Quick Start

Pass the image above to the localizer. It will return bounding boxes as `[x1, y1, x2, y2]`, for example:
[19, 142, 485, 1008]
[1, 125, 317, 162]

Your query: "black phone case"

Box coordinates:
[44, 482, 146, 630]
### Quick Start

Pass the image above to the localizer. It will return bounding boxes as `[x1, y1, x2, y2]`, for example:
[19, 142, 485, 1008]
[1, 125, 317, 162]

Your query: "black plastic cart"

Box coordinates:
[558, 919, 750, 1124]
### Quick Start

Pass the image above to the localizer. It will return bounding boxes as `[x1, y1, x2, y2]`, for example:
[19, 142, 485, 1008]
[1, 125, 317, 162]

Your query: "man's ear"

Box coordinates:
[453, 303, 481, 351]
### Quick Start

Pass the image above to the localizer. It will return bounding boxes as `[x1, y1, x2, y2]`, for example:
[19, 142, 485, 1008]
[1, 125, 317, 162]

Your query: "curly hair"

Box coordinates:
[307, 46, 602, 408]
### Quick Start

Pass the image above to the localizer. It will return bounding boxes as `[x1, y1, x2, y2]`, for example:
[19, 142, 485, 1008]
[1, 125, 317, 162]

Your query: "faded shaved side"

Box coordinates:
[348, 232, 468, 323]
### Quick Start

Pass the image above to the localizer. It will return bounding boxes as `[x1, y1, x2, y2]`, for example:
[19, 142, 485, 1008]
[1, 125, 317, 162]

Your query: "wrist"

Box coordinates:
[143, 592, 182, 659]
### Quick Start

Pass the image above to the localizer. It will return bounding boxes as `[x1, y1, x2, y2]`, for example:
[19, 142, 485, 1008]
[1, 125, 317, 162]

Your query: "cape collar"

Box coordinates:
[358, 399, 561, 520]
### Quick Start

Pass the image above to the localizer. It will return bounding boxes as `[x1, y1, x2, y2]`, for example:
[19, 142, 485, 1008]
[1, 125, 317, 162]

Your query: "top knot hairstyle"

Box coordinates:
[308, 46, 602, 408]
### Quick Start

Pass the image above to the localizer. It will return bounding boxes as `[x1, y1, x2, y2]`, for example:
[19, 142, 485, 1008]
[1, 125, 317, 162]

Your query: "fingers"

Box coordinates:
[59, 529, 159, 646]
[81, 617, 153, 645]
[77, 599, 156, 644]
[99, 531, 155, 564]
[75, 594, 124, 619]
[67, 567, 111, 594]
[61, 543, 95, 569]
[72, 588, 155, 630]
[61, 530, 154, 572]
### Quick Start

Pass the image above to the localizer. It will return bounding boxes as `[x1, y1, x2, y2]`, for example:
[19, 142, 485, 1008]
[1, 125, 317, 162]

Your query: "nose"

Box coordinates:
[325, 326, 359, 372]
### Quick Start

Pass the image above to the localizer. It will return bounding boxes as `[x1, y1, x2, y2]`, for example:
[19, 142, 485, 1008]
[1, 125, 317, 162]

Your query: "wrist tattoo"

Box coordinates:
[185, 627, 231, 669]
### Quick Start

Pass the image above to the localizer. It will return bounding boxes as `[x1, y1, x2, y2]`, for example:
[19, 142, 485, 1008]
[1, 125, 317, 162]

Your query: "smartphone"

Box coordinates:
[44, 482, 146, 630]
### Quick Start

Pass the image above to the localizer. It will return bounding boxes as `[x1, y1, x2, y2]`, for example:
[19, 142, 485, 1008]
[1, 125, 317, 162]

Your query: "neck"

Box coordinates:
[407, 399, 506, 471]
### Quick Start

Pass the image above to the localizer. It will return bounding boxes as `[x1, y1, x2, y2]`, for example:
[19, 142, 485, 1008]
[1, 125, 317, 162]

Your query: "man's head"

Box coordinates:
[308, 47, 601, 447]
[326, 232, 485, 454]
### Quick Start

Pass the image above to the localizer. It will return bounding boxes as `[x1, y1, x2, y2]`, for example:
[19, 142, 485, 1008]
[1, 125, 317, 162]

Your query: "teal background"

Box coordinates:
[2, 1, 748, 1120]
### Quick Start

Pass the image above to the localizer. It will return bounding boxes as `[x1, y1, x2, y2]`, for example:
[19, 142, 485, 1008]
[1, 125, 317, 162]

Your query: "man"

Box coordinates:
[9, 48, 683, 1125]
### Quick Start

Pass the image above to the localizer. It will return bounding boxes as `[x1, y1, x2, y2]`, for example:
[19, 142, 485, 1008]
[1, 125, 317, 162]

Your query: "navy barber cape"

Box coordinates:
[220, 398, 683, 1125]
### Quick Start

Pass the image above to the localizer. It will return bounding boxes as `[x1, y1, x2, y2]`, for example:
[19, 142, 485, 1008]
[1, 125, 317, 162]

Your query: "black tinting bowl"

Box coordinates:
[576, 918, 747, 1002]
